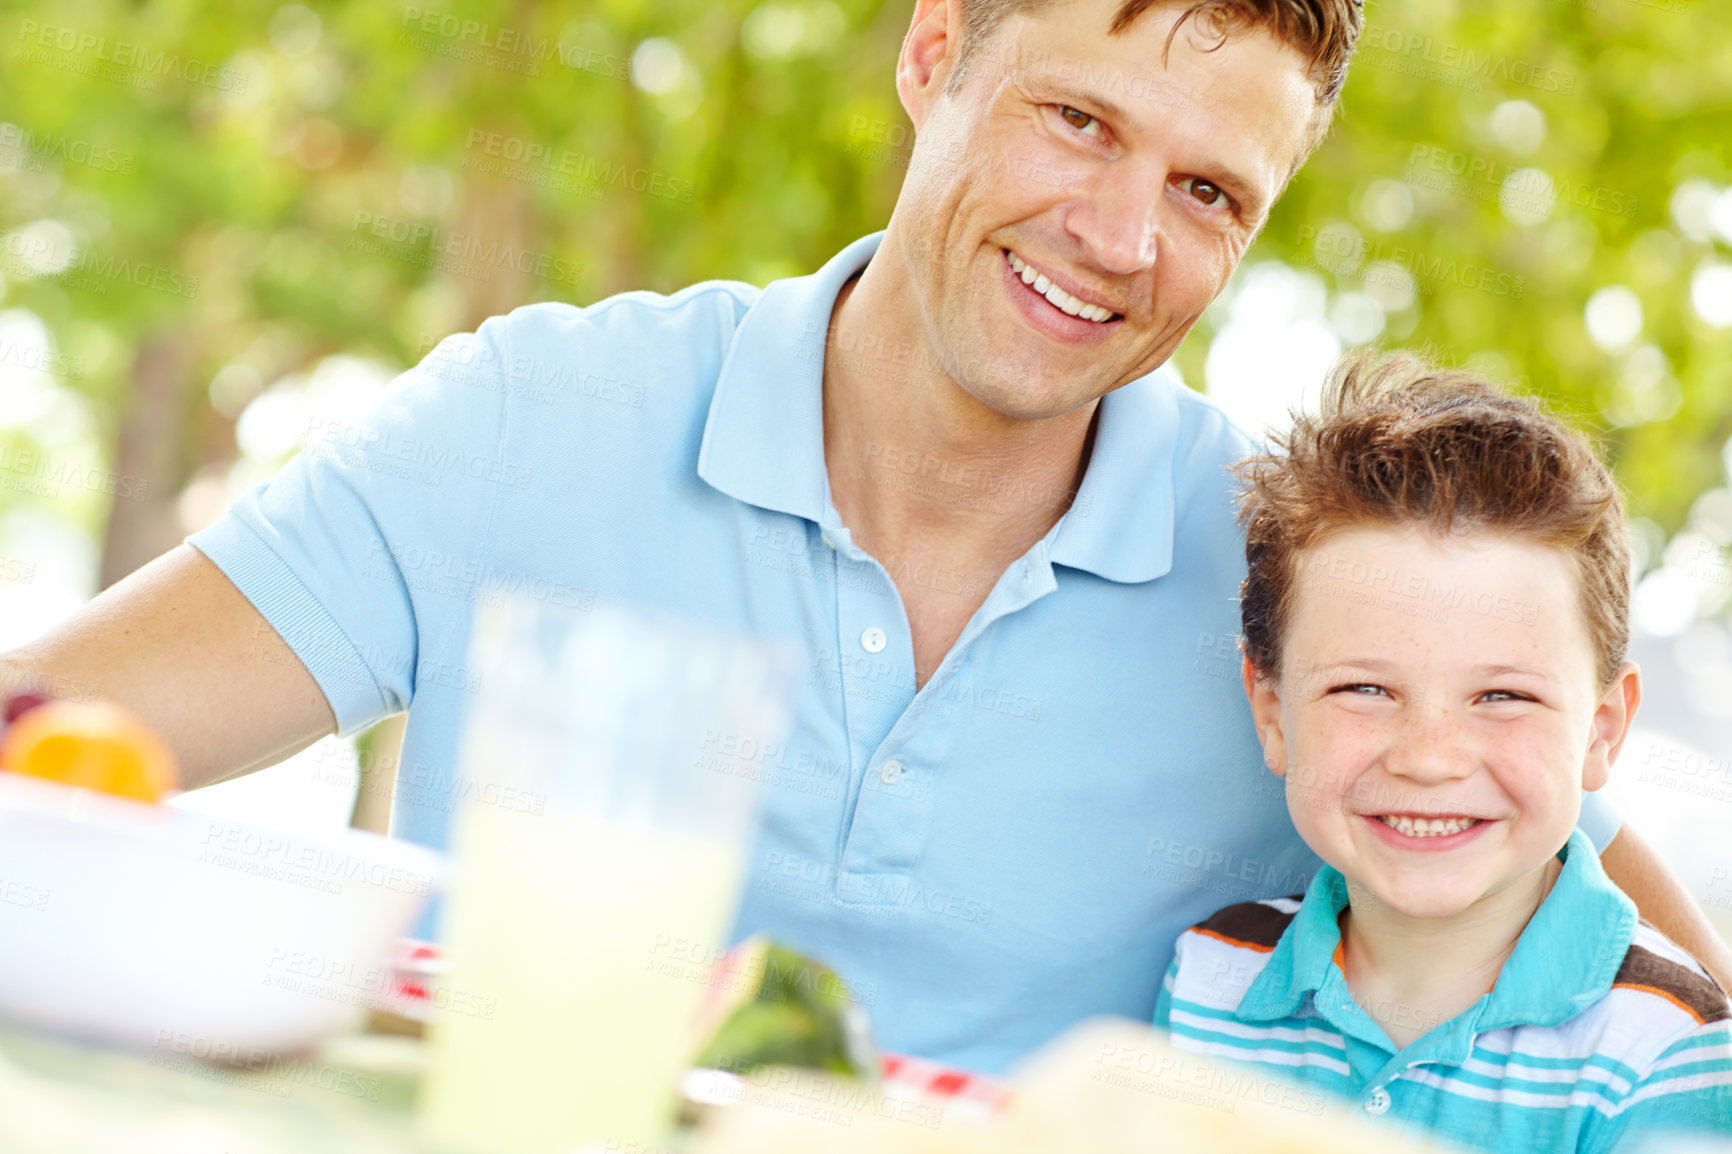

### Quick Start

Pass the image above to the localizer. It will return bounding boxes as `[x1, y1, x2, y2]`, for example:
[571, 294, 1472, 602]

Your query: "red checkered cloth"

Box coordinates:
[878, 1052, 1009, 1120]
[388, 938, 1010, 1117]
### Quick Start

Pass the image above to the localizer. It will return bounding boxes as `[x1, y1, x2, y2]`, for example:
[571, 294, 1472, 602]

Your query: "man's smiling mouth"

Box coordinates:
[1004, 250, 1120, 323]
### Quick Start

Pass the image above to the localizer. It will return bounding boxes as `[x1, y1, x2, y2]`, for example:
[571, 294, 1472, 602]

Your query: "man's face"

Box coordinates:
[891, 0, 1316, 420]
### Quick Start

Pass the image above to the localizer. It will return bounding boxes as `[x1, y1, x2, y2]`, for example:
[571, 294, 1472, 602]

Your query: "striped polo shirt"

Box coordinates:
[1154, 829, 1732, 1152]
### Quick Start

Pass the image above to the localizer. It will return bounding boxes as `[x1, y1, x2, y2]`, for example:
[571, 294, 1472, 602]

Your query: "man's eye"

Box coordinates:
[1058, 106, 1103, 139]
[1177, 177, 1225, 207]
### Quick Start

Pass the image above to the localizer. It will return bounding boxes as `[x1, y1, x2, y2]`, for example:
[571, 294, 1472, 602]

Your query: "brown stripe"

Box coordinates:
[1191, 900, 1299, 953]
[1612, 941, 1730, 1026]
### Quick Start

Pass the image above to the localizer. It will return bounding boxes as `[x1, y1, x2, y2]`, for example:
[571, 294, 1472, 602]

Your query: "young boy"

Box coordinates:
[1154, 351, 1732, 1153]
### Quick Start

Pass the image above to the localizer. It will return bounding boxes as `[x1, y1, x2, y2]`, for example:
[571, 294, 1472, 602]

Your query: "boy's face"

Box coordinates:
[1244, 526, 1640, 921]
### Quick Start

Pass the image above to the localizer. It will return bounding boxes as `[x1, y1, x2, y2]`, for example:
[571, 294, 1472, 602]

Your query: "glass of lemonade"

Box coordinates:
[418, 598, 789, 1154]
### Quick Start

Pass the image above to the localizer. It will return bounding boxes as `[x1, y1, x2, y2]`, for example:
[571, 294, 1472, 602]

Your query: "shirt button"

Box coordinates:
[880, 759, 904, 784]
[1364, 1087, 1391, 1115]
[860, 627, 887, 653]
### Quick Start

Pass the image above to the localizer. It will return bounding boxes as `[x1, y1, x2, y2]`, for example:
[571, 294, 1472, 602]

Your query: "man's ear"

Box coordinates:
[1242, 655, 1288, 777]
[1583, 661, 1641, 792]
[896, 0, 961, 131]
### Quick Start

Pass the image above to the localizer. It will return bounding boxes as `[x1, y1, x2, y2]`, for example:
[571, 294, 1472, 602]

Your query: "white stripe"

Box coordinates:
[1598, 986, 1709, 1033]
[1402, 1066, 1618, 1113]
[1170, 1034, 1352, 1077]
[1652, 1038, 1732, 1075]
[1168, 1007, 1346, 1051]
[1456, 1055, 1632, 1097]
[1610, 1068, 1732, 1116]
[1628, 923, 1713, 979]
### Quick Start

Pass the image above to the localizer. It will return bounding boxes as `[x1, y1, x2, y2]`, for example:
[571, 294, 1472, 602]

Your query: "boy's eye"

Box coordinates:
[1477, 689, 1534, 704]
[1057, 105, 1104, 140]
[1330, 683, 1387, 698]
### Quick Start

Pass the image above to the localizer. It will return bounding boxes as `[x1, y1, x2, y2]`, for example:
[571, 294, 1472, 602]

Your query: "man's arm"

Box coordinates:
[1602, 823, 1732, 993]
[1, 544, 336, 791]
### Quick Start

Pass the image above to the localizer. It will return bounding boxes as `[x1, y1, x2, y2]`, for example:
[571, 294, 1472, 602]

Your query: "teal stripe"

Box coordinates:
[1168, 996, 1346, 1042]
[1470, 1045, 1644, 1087]
[1643, 1058, 1732, 1085]
[1656, 1029, 1732, 1061]
[1425, 1064, 1624, 1107]
[1167, 1018, 1345, 1061]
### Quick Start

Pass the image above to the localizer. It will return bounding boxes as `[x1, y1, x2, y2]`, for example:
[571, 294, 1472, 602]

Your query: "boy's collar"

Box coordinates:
[1236, 828, 1636, 1036]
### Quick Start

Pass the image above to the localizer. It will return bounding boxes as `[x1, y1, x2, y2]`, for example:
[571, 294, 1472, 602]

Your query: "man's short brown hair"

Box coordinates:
[1235, 349, 1631, 689]
[951, 0, 1364, 146]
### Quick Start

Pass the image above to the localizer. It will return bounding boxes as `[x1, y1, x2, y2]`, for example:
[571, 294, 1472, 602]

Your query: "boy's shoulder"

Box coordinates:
[1503, 921, 1732, 1136]
[1189, 895, 1305, 952]
[1168, 896, 1305, 1013]
[1602, 920, 1730, 1031]
[1528, 920, 1732, 1090]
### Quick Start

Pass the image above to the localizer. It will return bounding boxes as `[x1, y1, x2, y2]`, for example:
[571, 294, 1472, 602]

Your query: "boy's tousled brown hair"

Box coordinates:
[1236, 349, 1631, 689]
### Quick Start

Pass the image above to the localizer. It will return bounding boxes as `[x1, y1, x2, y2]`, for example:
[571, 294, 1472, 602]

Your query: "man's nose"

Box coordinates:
[1066, 161, 1161, 278]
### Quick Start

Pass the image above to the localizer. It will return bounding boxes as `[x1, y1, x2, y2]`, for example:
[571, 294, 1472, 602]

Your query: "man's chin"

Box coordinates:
[955, 374, 1109, 423]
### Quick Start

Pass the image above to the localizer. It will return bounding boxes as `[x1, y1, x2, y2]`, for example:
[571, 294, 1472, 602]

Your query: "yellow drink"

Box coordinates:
[419, 802, 744, 1153]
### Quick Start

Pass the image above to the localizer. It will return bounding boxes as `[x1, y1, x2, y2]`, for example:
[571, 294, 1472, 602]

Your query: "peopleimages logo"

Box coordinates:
[15, 20, 249, 92]
[462, 130, 695, 203]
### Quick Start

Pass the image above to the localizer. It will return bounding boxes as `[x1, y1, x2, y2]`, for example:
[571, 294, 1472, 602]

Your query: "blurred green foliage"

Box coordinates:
[0, 0, 1728, 582]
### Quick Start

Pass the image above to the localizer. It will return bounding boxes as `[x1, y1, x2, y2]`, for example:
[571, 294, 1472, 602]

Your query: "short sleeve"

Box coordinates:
[1594, 1021, 1732, 1152]
[1578, 788, 1622, 853]
[188, 317, 514, 736]
[1152, 952, 1182, 1029]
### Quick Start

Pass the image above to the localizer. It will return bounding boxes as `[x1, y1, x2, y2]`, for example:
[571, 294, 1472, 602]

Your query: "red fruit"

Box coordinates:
[3, 693, 53, 725]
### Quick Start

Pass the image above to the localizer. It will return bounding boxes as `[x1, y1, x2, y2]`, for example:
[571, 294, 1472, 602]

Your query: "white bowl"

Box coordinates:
[0, 771, 442, 1061]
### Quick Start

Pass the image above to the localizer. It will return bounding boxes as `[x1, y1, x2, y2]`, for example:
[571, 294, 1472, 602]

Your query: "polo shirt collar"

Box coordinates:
[697, 231, 1179, 584]
[1237, 828, 1635, 1038]
[1237, 863, 1352, 1023]
[1479, 828, 1635, 1030]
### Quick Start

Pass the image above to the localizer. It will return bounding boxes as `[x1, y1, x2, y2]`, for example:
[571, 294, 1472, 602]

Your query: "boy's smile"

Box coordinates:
[1246, 526, 1640, 924]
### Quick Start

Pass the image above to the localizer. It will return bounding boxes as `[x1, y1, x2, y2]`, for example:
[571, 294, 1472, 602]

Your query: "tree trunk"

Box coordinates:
[99, 333, 190, 590]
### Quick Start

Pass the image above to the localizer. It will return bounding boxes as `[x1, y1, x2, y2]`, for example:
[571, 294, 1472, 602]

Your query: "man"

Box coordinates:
[5, 0, 1727, 1075]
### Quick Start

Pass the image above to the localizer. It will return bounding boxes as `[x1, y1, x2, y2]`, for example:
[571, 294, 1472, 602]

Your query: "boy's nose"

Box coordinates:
[1383, 707, 1477, 786]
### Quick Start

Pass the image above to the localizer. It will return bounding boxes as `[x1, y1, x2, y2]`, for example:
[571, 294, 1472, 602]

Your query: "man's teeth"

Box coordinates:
[1377, 815, 1481, 838]
[1006, 251, 1116, 323]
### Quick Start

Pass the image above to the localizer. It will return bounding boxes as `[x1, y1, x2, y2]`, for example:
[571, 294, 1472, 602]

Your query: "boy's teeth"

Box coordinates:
[1006, 251, 1116, 323]
[1377, 814, 1480, 838]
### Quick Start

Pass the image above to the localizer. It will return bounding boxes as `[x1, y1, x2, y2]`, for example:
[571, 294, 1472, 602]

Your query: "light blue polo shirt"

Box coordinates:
[189, 231, 1618, 1075]
[1155, 830, 1732, 1151]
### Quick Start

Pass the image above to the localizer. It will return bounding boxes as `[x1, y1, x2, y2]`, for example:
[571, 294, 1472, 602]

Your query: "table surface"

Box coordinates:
[0, 1016, 993, 1153]
[0, 1021, 439, 1154]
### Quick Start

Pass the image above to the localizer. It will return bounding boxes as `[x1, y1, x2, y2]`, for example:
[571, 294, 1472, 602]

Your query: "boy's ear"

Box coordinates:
[1583, 661, 1642, 792]
[1242, 655, 1289, 777]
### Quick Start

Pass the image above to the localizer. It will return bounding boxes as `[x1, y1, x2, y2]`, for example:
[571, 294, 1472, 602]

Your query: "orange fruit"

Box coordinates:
[0, 700, 177, 803]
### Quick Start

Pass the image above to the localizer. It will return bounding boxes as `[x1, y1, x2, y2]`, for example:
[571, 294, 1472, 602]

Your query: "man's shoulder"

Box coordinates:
[492, 277, 762, 352]
[1142, 366, 1262, 466]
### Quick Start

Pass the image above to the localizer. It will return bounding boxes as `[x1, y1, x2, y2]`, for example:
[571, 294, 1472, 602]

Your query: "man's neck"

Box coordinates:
[821, 238, 1097, 585]
[1339, 859, 1560, 1050]
[820, 236, 1101, 686]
